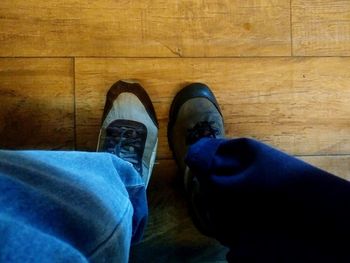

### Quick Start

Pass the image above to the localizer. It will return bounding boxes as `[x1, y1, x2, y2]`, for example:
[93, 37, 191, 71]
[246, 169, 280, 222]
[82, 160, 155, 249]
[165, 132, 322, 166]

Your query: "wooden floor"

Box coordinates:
[1, 0, 350, 262]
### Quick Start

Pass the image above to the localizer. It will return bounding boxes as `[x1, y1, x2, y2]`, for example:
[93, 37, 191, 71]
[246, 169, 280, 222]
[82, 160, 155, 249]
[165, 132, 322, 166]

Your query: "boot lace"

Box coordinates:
[186, 121, 219, 145]
[105, 126, 144, 173]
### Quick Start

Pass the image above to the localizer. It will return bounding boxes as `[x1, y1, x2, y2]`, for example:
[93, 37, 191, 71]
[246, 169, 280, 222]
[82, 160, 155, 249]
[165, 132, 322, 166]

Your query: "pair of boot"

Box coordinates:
[97, 80, 224, 191]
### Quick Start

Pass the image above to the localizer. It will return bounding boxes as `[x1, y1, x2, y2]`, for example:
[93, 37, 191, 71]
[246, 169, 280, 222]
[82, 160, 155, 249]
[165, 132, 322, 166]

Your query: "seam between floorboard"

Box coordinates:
[72, 57, 77, 151]
[1, 56, 350, 59]
[156, 154, 350, 162]
[290, 0, 294, 56]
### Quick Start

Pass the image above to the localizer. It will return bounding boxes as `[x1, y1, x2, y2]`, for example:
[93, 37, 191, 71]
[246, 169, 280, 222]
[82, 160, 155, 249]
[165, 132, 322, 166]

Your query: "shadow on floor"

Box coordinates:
[130, 160, 228, 263]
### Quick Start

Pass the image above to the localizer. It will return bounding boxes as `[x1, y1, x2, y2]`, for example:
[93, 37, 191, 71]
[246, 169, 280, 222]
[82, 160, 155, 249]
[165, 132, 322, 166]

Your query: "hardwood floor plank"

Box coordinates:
[292, 0, 350, 56]
[0, 58, 74, 149]
[75, 57, 350, 158]
[0, 0, 290, 57]
[301, 155, 350, 180]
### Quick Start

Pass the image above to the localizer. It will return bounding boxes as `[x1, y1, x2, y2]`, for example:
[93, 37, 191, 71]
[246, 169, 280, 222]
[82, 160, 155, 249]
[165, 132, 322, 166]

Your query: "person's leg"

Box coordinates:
[0, 151, 137, 263]
[168, 83, 350, 262]
[0, 80, 158, 262]
[186, 138, 350, 262]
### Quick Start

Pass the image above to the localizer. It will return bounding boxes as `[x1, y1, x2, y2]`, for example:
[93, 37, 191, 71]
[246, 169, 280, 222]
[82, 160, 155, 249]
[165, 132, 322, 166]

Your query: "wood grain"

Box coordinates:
[0, 58, 74, 149]
[0, 0, 290, 57]
[301, 155, 350, 180]
[75, 57, 350, 158]
[292, 0, 350, 56]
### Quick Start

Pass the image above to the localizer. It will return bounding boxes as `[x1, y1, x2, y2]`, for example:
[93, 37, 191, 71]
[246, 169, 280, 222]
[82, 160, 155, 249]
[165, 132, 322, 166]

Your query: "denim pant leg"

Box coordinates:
[0, 151, 147, 263]
[185, 138, 350, 263]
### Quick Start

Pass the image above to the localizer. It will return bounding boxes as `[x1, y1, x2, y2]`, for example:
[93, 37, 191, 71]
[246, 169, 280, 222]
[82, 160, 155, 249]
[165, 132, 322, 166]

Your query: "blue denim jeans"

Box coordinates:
[186, 138, 350, 263]
[1, 138, 350, 262]
[0, 151, 147, 263]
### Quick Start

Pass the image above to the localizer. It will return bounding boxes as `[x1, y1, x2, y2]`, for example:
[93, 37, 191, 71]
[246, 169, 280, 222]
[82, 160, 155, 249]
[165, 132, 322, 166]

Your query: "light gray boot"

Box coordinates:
[97, 80, 158, 188]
